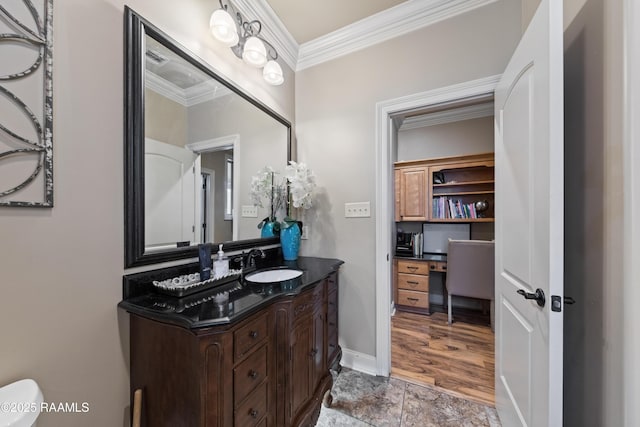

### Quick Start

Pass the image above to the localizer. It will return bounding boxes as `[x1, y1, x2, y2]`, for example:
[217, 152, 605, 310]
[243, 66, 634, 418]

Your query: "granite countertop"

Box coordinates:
[118, 256, 344, 329]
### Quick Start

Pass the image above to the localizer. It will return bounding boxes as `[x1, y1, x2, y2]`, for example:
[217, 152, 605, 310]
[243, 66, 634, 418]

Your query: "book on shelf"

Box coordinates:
[432, 196, 479, 219]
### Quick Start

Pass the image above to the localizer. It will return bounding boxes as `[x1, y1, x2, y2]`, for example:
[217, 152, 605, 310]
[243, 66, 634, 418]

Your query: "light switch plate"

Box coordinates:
[345, 201, 371, 218]
[241, 205, 258, 217]
[301, 225, 309, 240]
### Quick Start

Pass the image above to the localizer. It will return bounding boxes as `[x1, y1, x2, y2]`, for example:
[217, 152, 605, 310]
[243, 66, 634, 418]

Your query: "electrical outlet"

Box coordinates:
[301, 225, 310, 240]
[345, 201, 371, 218]
[241, 205, 258, 217]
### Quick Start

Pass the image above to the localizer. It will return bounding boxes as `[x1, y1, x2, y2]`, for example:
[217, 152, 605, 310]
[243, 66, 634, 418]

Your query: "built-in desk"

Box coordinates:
[393, 254, 447, 315]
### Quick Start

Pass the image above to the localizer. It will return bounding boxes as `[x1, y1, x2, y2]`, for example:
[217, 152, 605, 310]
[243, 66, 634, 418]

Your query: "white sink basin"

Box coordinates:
[245, 268, 303, 283]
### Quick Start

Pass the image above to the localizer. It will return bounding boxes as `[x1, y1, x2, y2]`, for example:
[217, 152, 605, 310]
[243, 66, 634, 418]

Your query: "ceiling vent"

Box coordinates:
[145, 49, 169, 66]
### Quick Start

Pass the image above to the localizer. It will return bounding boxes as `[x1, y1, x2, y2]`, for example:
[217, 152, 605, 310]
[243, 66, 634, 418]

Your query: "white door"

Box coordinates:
[145, 138, 201, 249]
[494, 0, 563, 425]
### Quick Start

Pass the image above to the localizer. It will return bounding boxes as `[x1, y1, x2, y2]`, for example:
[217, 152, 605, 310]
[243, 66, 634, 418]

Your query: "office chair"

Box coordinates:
[445, 239, 495, 328]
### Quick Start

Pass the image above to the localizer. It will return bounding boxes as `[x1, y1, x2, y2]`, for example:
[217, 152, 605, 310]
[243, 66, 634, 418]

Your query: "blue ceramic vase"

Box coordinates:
[261, 220, 277, 238]
[281, 222, 301, 261]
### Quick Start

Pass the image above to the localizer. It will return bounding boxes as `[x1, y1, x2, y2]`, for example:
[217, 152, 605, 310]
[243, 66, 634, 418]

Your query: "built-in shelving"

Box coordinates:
[394, 153, 495, 223]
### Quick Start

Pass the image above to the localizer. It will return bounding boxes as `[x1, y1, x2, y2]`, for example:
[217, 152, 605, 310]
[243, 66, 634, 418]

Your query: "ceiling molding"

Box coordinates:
[399, 102, 494, 130]
[146, 72, 187, 106]
[296, 0, 498, 71]
[233, 0, 299, 71]
[146, 72, 232, 107]
[221, 0, 499, 72]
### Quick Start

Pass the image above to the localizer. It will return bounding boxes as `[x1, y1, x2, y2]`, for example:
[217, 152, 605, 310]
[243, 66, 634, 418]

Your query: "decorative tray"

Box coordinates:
[152, 269, 242, 297]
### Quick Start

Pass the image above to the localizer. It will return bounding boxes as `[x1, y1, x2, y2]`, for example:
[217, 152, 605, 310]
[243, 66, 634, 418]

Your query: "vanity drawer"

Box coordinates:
[235, 312, 268, 360]
[398, 289, 429, 308]
[234, 345, 267, 404]
[397, 260, 430, 275]
[235, 381, 267, 427]
[397, 273, 429, 292]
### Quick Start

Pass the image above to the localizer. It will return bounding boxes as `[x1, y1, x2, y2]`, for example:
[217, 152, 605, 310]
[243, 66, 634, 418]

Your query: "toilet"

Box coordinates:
[0, 379, 43, 427]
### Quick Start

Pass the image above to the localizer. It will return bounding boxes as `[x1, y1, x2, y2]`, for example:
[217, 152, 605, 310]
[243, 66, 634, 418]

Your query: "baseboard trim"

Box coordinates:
[340, 348, 378, 376]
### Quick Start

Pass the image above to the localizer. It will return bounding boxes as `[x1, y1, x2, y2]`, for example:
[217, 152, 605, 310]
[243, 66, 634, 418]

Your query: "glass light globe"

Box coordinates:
[242, 36, 267, 67]
[263, 60, 284, 85]
[209, 9, 238, 47]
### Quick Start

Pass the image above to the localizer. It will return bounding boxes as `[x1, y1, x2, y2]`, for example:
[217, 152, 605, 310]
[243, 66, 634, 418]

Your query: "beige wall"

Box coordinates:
[563, 0, 625, 425]
[0, 0, 294, 426]
[145, 88, 188, 147]
[295, 0, 521, 356]
[397, 116, 494, 161]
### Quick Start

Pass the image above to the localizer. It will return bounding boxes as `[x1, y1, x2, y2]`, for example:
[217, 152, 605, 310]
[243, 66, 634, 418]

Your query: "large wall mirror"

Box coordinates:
[124, 7, 291, 268]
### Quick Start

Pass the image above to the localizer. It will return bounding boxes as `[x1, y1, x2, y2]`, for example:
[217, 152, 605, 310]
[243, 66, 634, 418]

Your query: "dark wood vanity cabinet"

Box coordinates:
[129, 272, 340, 427]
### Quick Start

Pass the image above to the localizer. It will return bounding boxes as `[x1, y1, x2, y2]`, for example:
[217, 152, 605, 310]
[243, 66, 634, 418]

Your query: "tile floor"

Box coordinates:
[316, 368, 501, 427]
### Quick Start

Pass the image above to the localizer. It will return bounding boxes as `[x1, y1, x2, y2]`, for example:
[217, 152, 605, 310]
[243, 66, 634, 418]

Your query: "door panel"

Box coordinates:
[145, 138, 199, 248]
[494, 0, 563, 425]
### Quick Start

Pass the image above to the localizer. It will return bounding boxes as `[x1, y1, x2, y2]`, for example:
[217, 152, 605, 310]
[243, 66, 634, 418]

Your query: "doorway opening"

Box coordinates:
[374, 75, 501, 405]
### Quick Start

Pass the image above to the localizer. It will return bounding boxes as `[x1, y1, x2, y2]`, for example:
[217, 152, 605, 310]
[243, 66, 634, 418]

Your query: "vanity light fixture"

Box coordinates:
[209, 0, 284, 85]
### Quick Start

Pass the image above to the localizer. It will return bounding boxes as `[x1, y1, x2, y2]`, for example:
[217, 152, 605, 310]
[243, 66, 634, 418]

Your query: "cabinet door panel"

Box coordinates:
[312, 310, 325, 388]
[399, 167, 428, 221]
[290, 324, 311, 418]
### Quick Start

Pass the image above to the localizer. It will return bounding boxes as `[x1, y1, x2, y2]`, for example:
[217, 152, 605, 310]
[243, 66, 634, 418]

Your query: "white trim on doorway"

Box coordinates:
[374, 75, 501, 376]
[186, 135, 241, 240]
[623, 0, 640, 424]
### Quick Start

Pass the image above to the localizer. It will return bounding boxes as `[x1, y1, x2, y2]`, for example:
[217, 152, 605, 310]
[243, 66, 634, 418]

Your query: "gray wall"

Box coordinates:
[295, 0, 522, 357]
[397, 116, 494, 161]
[201, 150, 233, 243]
[0, 1, 294, 426]
[562, 0, 625, 425]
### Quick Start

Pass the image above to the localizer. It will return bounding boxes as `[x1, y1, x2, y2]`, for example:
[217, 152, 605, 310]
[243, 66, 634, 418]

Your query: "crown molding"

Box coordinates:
[296, 0, 498, 71]
[146, 72, 187, 105]
[146, 72, 232, 107]
[399, 102, 494, 130]
[222, 0, 499, 72]
[232, 0, 299, 71]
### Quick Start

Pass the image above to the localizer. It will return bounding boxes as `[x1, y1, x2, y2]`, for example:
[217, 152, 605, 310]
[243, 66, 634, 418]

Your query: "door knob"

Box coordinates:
[517, 288, 546, 307]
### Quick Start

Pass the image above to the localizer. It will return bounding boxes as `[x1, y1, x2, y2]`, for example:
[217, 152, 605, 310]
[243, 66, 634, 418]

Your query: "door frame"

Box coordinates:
[623, 0, 640, 423]
[374, 75, 501, 375]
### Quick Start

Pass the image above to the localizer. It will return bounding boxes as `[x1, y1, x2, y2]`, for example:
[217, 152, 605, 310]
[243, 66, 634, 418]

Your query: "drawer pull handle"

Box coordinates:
[249, 330, 259, 339]
[407, 297, 420, 302]
[407, 281, 419, 285]
[249, 370, 258, 379]
[442, 266, 447, 270]
[407, 266, 418, 271]
[250, 409, 259, 418]
[430, 265, 435, 270]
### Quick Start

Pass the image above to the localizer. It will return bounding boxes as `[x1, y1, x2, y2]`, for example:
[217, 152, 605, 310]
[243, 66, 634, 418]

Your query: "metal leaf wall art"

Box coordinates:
[0, 0, 53, 207]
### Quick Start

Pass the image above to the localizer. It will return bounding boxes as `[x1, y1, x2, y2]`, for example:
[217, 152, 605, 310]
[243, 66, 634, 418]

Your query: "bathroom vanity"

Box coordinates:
[119, 256, 342, 427]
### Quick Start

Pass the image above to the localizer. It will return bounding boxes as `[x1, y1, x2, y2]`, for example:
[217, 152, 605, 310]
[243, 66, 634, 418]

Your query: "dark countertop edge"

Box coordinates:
[119, 257, 344, 330]
[394, 254, 447, 261]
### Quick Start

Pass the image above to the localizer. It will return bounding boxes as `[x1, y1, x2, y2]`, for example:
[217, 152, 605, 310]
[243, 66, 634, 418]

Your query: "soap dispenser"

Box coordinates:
[213, 244, 229, 278]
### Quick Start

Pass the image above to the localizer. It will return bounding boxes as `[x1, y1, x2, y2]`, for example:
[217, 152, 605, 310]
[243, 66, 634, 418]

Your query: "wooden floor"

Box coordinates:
[391, 310, 495, 406]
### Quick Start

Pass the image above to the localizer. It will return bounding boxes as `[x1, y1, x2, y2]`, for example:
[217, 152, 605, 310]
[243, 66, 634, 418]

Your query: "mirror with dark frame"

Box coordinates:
[124, 7, 291, 268]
